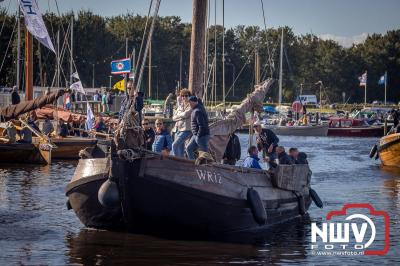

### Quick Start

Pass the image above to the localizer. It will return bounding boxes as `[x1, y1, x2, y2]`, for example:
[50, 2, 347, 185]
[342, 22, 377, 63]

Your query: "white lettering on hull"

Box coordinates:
[195, 169, 222, 184]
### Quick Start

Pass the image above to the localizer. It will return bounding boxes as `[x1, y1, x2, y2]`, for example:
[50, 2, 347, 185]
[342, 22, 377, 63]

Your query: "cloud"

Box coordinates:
[319, 33, 369, 48]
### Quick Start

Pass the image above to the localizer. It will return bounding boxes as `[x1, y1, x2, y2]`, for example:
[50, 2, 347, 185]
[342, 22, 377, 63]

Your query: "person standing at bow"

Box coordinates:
[253, 121, 279, 165]
[186, 96, 210, 160]
[171, 89, 192, 157]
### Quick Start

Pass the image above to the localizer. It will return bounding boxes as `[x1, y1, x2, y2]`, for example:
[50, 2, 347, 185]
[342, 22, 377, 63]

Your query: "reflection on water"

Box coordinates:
[0, 136, 399, 265]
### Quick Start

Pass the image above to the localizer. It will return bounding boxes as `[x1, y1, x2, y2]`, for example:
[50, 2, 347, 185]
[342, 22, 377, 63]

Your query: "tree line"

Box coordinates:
[1, 10, 399, 103]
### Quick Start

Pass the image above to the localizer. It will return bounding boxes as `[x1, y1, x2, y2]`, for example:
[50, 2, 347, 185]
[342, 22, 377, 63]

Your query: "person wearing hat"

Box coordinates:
[253, 121, 279, 166]
[186, 96, 210, 160]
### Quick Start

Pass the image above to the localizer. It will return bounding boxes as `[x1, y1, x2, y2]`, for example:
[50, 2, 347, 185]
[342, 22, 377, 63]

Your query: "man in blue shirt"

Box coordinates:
[243, 146, 262, 169]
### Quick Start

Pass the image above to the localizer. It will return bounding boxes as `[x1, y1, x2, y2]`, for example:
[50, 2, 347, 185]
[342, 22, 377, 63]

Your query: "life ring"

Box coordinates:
[310, 188, 323, 208]
[247, 188, 267, 225]
[369, 144, 378, 158]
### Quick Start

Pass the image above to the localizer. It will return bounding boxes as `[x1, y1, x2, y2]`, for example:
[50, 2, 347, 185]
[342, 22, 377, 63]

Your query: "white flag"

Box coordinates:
[71, 72, 80, 80]
[85, 103, 95, 130]
[70, 81, 86, 94]
[19, 0, 55, 53]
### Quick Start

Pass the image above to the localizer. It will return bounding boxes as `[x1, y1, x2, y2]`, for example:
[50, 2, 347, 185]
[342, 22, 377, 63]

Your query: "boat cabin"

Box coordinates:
[329, 118, 369, 128]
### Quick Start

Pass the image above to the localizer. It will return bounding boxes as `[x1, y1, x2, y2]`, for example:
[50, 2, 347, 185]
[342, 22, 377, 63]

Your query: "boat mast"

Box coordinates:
[25, 29, 33, 101]
[222, 0, 225, 107]
[16, 8, 21, 91]
[56, 30, 60, 88]
[278, 28, 283, 105]
[69, 15, 73, 86]
[179, 46, 182, 90]
[188, 0, 207, 99]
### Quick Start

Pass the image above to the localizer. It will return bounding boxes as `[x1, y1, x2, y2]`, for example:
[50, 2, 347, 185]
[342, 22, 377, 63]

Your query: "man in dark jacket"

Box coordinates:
[186, 96, 210, 160]
[142, 118, 155, 150]
[135, 91, 144, 125]
[289, 147, 309, 164]
[254, 122, 279, 164]
[11, 86, 20, 105]
[223, 133, 241, 165]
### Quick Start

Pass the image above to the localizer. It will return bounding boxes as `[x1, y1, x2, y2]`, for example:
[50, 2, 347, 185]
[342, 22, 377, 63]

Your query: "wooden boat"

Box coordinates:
[377, 133, 400, 167]
[66, 149, 314, 235]
[33, 136, 97, 160]
[268, 124, 329, 137]
[0, 141, 51, 164]
[328, 118, 384, 137]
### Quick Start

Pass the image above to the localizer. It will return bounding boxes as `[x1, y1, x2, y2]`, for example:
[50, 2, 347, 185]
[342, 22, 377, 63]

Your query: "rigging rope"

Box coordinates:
[260, 0, 274, 78]
[135, 0, 154, 74]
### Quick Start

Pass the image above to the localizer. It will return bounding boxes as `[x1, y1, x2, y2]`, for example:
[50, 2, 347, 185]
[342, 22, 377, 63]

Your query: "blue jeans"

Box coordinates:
[172, 131, 192, 157]
[186, 135, 210, 160]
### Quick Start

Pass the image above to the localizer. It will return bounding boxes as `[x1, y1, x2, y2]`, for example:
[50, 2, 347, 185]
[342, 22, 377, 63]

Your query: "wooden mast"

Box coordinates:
[188, 0, 207, 99]
[25, 29, 33, 101]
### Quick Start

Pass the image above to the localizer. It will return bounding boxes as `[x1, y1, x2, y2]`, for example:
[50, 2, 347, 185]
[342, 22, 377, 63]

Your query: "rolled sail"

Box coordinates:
[208, 79, 274, 161]
[0, 90, 64, 122]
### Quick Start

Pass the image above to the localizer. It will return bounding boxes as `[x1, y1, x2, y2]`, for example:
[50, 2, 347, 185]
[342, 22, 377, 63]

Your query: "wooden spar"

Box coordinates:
[188, 0, 207, 99]
[25, 29, 33, 101]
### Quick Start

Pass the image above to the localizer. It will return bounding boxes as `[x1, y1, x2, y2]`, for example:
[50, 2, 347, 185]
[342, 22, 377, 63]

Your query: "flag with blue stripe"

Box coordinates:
[378, 73, 387, 85]
[111, 58, 131, 74]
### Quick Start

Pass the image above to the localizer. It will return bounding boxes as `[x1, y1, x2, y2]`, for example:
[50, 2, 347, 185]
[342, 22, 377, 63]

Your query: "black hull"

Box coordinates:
[67, 158, 312, 238]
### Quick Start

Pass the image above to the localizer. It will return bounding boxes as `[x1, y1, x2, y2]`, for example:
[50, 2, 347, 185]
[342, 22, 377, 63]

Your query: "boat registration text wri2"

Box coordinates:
[195, 169, 223, 185]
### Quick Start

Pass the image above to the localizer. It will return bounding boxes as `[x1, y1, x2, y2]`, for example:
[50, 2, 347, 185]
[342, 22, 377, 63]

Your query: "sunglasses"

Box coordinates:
[142, 123, 148, 125]
[156, 123, 162, 125]
[182, 95, 190, 98]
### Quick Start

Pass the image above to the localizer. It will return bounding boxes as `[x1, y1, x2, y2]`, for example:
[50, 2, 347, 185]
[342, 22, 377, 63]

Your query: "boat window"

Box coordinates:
[331, 121, 340, 128]
[341, 120, 352, 127]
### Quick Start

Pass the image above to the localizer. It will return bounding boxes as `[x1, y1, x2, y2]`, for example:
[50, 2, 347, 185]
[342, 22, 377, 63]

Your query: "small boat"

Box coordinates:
[268, 124, 329, 137]
[0, 141, 51, 164]
[33, 136, 97, 160]
[328, 118, 384, 137]
[375, 133, 400, 167]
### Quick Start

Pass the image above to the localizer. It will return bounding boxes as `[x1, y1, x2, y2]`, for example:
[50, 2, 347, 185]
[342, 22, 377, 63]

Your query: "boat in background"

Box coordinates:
[328, 118, 384, 137]
[0, 141, 51, 164]
[268, 124, 329, 137]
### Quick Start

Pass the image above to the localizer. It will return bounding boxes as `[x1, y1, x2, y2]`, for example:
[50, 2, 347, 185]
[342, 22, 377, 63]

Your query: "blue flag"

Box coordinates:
[111, 58, 131, 74]
[378, 73, 387, 85]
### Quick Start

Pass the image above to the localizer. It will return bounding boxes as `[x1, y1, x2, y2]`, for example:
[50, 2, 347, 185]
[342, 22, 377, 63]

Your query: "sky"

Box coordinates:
[4, 0, 400, 47]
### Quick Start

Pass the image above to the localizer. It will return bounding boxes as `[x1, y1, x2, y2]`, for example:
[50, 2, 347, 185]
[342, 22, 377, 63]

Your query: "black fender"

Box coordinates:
[247, 188, 267, 225]
[369, 144, 377, 158]
[310, 188, 323, 208]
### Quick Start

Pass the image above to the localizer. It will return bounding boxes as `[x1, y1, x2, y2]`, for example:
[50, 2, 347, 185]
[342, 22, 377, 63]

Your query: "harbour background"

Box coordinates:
[0, 134, 399, 265]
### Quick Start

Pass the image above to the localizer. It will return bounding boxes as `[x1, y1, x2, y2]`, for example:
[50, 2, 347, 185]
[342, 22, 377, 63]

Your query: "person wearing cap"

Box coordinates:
[253, 121, 279, 165]
[11, 86, 20, 105]
[186, 96, 210, 160]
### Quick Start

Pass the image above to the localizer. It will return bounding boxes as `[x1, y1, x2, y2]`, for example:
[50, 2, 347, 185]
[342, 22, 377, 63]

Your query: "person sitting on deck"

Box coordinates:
[58, 120, 69, 138]
[142, 118, 155, 150]
[28, 112, 41, 133]
[223, 133, 241, 165]
[243, 146, 262, 169]
[95, 117, 107, 133]
[267, 146, 294, 168]
[289, 147, 309, 164]
[42, 118, 54, 136]
[152, 119, 173, 155]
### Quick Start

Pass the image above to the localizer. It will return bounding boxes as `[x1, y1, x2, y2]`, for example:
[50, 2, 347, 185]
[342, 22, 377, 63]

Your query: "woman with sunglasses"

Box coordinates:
[171, 89, 193, 157]
[152, 119, 173, 155]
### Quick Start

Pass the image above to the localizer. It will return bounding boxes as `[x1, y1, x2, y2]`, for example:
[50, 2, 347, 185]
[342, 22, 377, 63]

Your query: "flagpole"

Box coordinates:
[384, 71, 387, 105]
[364, 71, 367, 107]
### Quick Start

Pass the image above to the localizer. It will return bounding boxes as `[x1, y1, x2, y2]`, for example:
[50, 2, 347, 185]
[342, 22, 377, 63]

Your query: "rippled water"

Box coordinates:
[0, 135, 399, 265]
